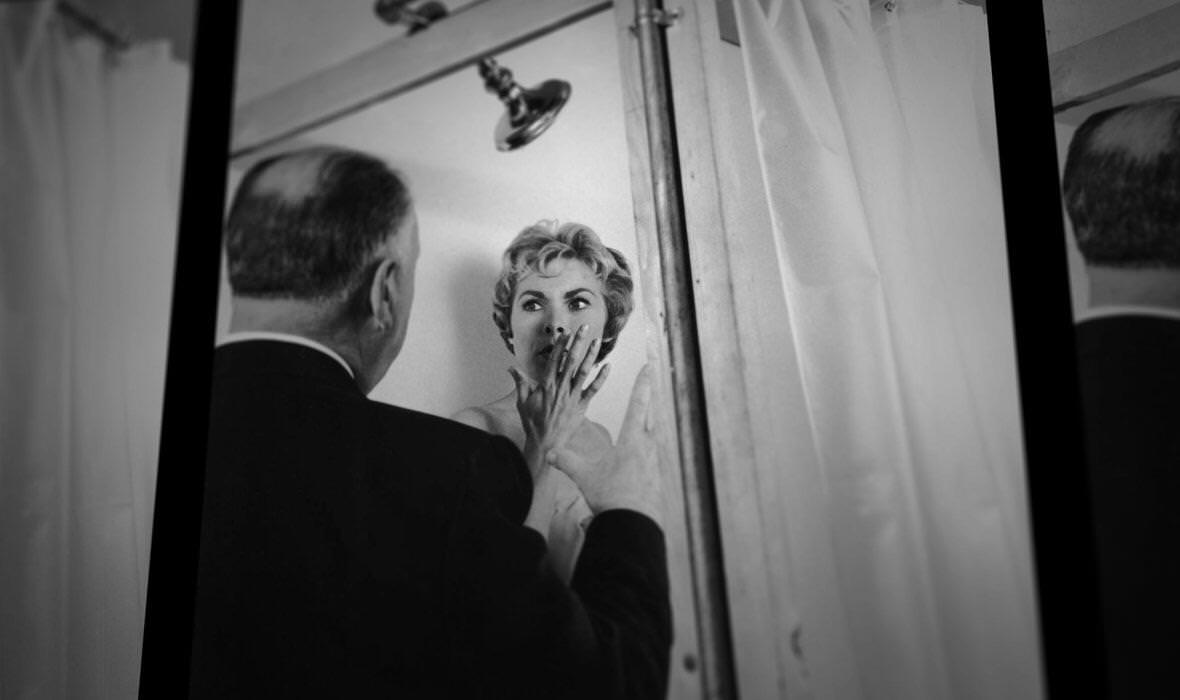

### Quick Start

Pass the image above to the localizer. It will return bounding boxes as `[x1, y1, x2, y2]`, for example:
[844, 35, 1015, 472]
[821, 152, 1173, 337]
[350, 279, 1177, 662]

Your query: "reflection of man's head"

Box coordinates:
[224, 146, 418, 390]
[1063, 97, 1180, 269]
[491, 221, 634, 380]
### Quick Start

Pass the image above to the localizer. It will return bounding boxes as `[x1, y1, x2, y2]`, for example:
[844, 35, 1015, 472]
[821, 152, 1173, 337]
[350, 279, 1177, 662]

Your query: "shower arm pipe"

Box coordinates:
[632, 0, 737, 698]
[230, 0, 608, 159]
[1048, 3, 1180, 112]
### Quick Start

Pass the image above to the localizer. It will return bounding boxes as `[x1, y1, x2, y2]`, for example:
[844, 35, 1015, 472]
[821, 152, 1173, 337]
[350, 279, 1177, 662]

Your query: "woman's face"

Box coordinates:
[509, 257, 609, 381]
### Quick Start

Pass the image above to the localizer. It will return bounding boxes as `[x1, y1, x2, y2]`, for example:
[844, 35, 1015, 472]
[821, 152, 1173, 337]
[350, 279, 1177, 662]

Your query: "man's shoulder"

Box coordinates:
[367, 401, 532, 520]
[1076, 313, 1180, 363]
[368, 400, 509, 447]
[1074, 312, 1180, 440]
[366, 401, 527, 476]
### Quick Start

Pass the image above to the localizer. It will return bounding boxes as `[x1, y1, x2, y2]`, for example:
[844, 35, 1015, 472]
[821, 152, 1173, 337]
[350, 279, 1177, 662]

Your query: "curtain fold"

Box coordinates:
[1, 9, 188, 698]
[732, 1, 1042, 697]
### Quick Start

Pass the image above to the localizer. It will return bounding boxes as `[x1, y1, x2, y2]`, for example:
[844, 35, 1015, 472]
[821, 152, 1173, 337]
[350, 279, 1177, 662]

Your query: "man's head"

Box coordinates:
[225, 146, 418, 392]
[1063, 97, 1180, 307]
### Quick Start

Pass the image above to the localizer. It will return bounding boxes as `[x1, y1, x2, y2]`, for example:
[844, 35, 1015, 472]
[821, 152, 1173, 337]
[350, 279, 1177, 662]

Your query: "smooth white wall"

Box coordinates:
[217, 9, 644, 437]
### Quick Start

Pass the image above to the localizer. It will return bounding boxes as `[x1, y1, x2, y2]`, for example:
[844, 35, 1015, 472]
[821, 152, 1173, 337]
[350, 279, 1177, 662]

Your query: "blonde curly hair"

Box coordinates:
[492, 220, 634, 362]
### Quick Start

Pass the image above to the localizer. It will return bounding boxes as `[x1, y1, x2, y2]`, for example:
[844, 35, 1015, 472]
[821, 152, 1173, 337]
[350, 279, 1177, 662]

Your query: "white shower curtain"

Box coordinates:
[732, 0, 1043, 698]
[0, 8, 188, 698]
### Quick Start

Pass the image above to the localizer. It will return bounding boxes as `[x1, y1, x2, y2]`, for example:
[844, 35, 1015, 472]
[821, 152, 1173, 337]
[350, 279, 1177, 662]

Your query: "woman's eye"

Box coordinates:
[569, 297, 591, 311]
[521, 299, 542, 312]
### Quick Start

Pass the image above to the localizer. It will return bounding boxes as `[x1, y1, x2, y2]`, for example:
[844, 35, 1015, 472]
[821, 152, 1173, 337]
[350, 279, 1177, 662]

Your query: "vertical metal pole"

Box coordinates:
[632, 1, 737, 697]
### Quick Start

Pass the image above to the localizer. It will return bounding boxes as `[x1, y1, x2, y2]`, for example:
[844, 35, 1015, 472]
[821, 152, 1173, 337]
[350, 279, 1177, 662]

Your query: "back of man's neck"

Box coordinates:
[1087, 266, 1180, 312]
[229, 296, 361, 371]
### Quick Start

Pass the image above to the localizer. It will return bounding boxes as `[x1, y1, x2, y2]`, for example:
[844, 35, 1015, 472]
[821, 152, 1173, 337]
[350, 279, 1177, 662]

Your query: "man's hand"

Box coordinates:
[511, 325, 610, 481]
[548, 364, 662, 525]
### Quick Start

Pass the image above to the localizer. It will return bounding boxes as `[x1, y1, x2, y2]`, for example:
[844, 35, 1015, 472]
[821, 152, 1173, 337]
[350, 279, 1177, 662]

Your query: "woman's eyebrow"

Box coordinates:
[517, 289, 545, 299]
[563, 287, 598, 298]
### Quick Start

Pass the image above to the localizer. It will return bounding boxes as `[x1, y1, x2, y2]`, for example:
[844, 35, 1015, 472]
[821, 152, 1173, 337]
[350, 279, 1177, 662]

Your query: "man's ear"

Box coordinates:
[368, 256, 399, 330]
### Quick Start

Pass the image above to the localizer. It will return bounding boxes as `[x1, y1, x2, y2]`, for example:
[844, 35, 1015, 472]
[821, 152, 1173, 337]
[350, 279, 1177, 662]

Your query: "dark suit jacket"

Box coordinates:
[1075, 313, 1180, 698]
[188, 341, 671, 699]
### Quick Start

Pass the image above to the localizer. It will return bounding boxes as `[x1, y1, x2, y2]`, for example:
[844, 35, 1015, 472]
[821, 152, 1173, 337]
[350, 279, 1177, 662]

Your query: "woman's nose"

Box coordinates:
[543, 312, 569, 337]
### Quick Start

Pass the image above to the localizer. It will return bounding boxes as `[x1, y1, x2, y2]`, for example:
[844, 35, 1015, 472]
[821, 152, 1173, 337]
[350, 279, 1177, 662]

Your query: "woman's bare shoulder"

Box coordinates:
[451, 399, 520, 441]
[450, 405, 495, 431]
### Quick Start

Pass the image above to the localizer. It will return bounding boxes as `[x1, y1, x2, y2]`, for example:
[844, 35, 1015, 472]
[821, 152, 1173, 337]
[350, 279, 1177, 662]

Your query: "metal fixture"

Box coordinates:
[374, 0, 448, 34]
[476, 57, 570, 151]
[374, 0, 572, 151]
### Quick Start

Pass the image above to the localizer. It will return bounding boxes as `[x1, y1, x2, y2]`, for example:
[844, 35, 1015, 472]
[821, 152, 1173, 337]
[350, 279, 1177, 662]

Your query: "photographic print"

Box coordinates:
[3, 1, 1102, 698]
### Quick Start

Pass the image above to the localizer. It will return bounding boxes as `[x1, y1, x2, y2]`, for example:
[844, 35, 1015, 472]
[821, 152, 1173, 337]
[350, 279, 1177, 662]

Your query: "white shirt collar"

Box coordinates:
[217, 331, 355, 378]
[1075, 304, 1180, 324]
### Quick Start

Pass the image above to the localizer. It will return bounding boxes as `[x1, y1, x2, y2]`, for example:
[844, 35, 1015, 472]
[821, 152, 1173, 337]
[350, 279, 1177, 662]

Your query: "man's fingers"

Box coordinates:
[619, 364, 654, 444]
[581, 361, 610, 403]
[547, 446, 587, 479]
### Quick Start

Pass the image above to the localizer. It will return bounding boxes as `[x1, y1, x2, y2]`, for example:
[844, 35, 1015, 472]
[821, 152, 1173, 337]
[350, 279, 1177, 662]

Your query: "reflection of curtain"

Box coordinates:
[733, 1, 1042, 698]
[0, 9, 188, 698]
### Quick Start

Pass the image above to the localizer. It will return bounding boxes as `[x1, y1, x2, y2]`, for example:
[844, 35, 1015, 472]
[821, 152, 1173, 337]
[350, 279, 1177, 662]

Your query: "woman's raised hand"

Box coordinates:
[509, 324, 610, 480]
[548, 364, 662, 523]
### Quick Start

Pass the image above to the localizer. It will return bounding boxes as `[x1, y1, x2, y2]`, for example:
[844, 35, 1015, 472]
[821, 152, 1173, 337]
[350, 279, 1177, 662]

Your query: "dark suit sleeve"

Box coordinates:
[571, 510, 672, 700]
[443, 436, 672, 700]
[466, 433, 533, 524]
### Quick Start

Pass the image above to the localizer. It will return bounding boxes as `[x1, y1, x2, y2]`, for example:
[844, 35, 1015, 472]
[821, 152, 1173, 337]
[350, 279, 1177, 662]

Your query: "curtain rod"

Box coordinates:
[56, 0, 132, 51]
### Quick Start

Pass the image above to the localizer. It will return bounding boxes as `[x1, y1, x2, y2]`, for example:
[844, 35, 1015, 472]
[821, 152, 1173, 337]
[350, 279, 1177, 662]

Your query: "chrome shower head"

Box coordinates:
[374, 1, 571, 151]
[477, 57, 571, 152]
